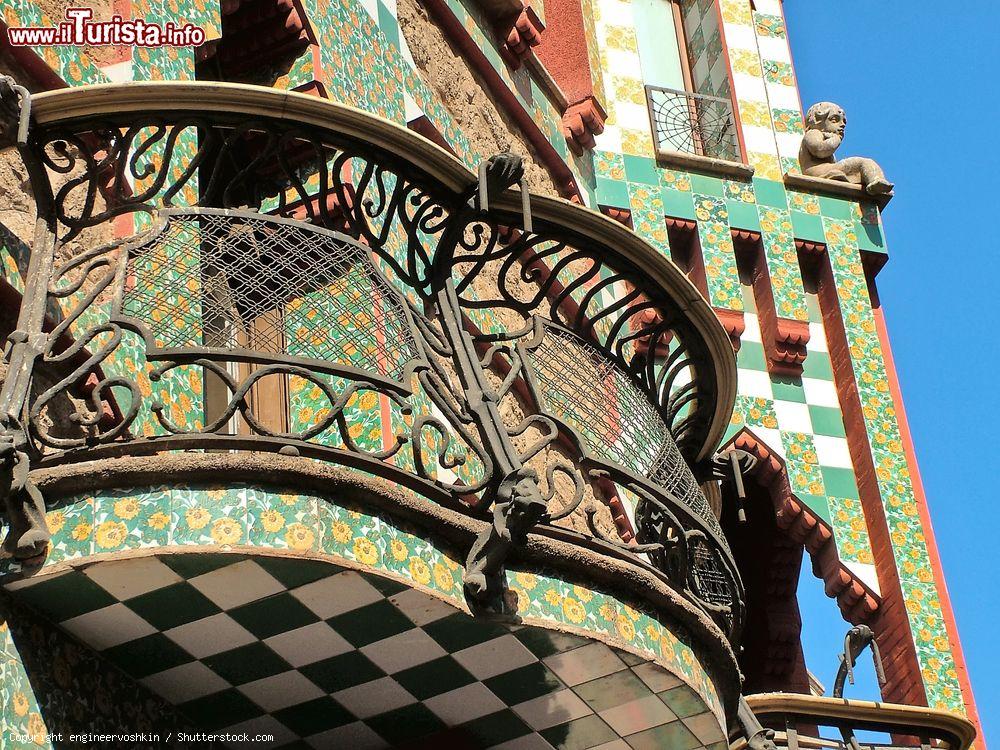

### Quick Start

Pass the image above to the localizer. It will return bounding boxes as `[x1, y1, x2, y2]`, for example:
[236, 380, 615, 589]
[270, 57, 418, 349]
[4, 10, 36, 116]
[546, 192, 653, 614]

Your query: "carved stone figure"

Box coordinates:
[463, 467, 548, 616]
[799, 102, 893, 195]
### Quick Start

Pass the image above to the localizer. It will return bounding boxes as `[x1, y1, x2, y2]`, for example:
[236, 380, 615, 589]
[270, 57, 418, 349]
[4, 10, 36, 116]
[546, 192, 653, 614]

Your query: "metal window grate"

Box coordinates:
[119, 210, 418, 380]
[689, 536, 733, 608]
[646, 85, 741, 163]
[649, 436, 719, 531]
[529, 326, 671, 476]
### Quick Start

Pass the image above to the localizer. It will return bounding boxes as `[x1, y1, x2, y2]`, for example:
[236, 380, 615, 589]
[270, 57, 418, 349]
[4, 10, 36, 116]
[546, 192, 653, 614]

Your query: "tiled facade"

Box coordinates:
[0, 0, 979, 740]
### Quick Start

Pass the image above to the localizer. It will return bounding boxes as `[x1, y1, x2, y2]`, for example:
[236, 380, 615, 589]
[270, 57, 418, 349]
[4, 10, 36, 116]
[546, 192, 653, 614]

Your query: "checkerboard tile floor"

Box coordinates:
[4, 554, 727, 750]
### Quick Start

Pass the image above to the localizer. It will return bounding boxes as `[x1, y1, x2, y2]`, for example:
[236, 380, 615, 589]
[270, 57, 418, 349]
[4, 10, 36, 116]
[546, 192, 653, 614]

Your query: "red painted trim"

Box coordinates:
[869, 288, 984, 738]
[711, 1, 750, 167]
[726, 428, 880, 623]
[807, 245, 929, 708]
[418, 0, 580, 200]
[0, 24, 69, 90]
[733, 233, 809, 375]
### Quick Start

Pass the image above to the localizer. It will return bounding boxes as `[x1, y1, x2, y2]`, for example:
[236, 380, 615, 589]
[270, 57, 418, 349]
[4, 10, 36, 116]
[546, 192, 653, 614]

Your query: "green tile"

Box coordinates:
[13, 571, 117, 621]
[658, 684, 704, 718]
[596, 176, 630, 207]
[770, 377, 807, 403]
[818, 195, 853, 219]
[273, 696, 354, 736]
[125, 582, 221, 630]
[461, 710, 533, 746]
[626, 719, 701, 750]
[513, 628, 589, 658]
[690, 173, 725, 197]
[623, 154, 659, 185]
[255, 557, 342, 589]
[229, 593, 320, 639]
[300, 650, 385, 693]
[809, 405, 847, 437]
[484, 662, 563, 705]
[327, 599, 414, 647]
[161, 553, 246, 579]
[376, 0, 399, 47]
[424, 612, 508, 652]
[805, 293, 823, 324]
[790, 210, 825, 242]
[394, 656, 476, 700]
[102, 633, 194, 678]
[661, 188, 696, 220]
[726, 200, 761, 231]
[203, 642, 291, 685]
[367, 703, 446, 744]
[855, 220, 886, 252]
[611, 647, 646, 667]
[736, 340, 767, 371]
[178, 688, 260, 729]
[541, 714, 617, 750]
[802, 351, 834, 380]
[364, 573, 408, 597]
[752, 177, 787, 208]
[575, 669, 650, 712]
[821, 467, 859, 499]
[798, 494, 831, 523]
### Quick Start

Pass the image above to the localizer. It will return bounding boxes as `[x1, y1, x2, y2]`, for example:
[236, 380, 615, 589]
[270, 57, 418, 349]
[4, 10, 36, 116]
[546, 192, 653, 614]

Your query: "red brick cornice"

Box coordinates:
[727, 428, 880, 624]
[562, 96, 607, 156]
[496, 6, 545, 68]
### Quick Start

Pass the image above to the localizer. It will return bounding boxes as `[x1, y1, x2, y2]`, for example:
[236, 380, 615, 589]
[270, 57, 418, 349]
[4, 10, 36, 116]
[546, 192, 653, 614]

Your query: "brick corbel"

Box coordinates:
[714, 308, 745, 352]
[733, 230, 809, 376]
[562, 96, 607, 156]
[497, 6, 545, 69]
[728, 428, 880, 624]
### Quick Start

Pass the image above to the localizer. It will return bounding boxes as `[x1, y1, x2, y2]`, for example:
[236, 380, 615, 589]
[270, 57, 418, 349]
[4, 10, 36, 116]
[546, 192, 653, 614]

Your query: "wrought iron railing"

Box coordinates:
[741, 693, 976, 750]
[0, 81, 742, 639]
[646, 85, 742, 163]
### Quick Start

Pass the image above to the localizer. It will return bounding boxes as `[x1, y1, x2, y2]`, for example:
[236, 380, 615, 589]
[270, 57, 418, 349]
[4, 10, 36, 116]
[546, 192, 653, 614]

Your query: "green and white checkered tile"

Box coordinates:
[730, 304, 878, 594]
[4, 554, 727, 750]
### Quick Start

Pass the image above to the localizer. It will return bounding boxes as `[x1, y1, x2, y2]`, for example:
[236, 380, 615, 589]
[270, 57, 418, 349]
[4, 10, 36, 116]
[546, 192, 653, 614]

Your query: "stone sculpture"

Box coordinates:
[799, 102, 893, 195]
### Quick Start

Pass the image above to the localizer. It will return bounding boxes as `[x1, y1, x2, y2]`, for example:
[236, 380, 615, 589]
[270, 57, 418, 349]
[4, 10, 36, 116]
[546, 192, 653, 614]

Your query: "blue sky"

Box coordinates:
[784, 2, 1000, 744]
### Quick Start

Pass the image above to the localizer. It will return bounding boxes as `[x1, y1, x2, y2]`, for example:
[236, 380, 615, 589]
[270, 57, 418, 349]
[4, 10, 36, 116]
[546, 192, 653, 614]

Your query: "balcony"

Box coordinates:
[645, 85, 752, 178]
[0, 81, 743, 635]
[740, 693, 976, 750]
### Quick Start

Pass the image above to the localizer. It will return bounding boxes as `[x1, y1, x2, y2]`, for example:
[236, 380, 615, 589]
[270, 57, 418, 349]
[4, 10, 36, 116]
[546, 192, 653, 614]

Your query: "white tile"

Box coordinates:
[513, 688, 592, 731]
[731, 73, 768, 103]
[773, 400, 813, 433]
[756, 36, 792, 64]
[802, 377, 839, 408]
[746, 426, 784, 459]
[723, 25, 756, 50]
[165, 613, 257, 659]
[814, 435, 853, 469]
[306, 722, 386, 750]
[588, 741, 631, 750]
[741, 124, 779, 156]
[223, 715, 297, 749]
[361, 627, 445, 674]
[682, 711, 727, 745]
[83, 557, 182, 600]
[100, 60, 133, 83]
[388, 588, 457, 626]
[844, 561, 880, 596]
[632, 663, 682, 693]
[425, 682, 507, 725]
[142, 661, 229, 703]
[265, 621, 353, 668]
[736, 368, 773, 399]
[61, 604, 156, 650]
[741, 313, 762, 343]
[404, 90, 423, 123]
[238, 670, 324, 713]
[543, 642, 625, 686]
[775, 129, 804, 160]
[599, 694, 676, 735]
[333, 676, 416, 719]
[766, 85, 802, 112]
[292, 570, 383, 619]
[807, 323, 829, 352]
[189, 560, 284, 610]
[454, 634, 537, 680]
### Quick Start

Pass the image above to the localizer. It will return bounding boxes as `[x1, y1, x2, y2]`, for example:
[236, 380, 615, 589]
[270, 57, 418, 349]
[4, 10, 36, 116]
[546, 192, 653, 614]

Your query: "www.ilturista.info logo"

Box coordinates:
[6, 8, 206, 47]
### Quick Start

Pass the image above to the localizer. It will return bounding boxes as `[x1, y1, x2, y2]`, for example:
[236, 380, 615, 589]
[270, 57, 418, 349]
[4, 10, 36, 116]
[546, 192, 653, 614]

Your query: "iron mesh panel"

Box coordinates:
[649, 440, 719, 531]
[647, 86, 740, 162]
[530, 327, 670, 476]
[689, 536, 733, 608]
[120, 211, 418, 380]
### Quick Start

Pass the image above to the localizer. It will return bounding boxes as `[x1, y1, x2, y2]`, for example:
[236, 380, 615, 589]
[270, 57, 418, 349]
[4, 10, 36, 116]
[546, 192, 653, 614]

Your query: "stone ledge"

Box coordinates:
[783, 171, 893, 208]
[655, 148, 754, 179]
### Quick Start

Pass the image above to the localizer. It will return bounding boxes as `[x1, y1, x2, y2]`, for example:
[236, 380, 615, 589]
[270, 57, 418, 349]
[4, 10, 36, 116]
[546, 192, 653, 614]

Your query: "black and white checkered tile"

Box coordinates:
[5, 554, 727, 749]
